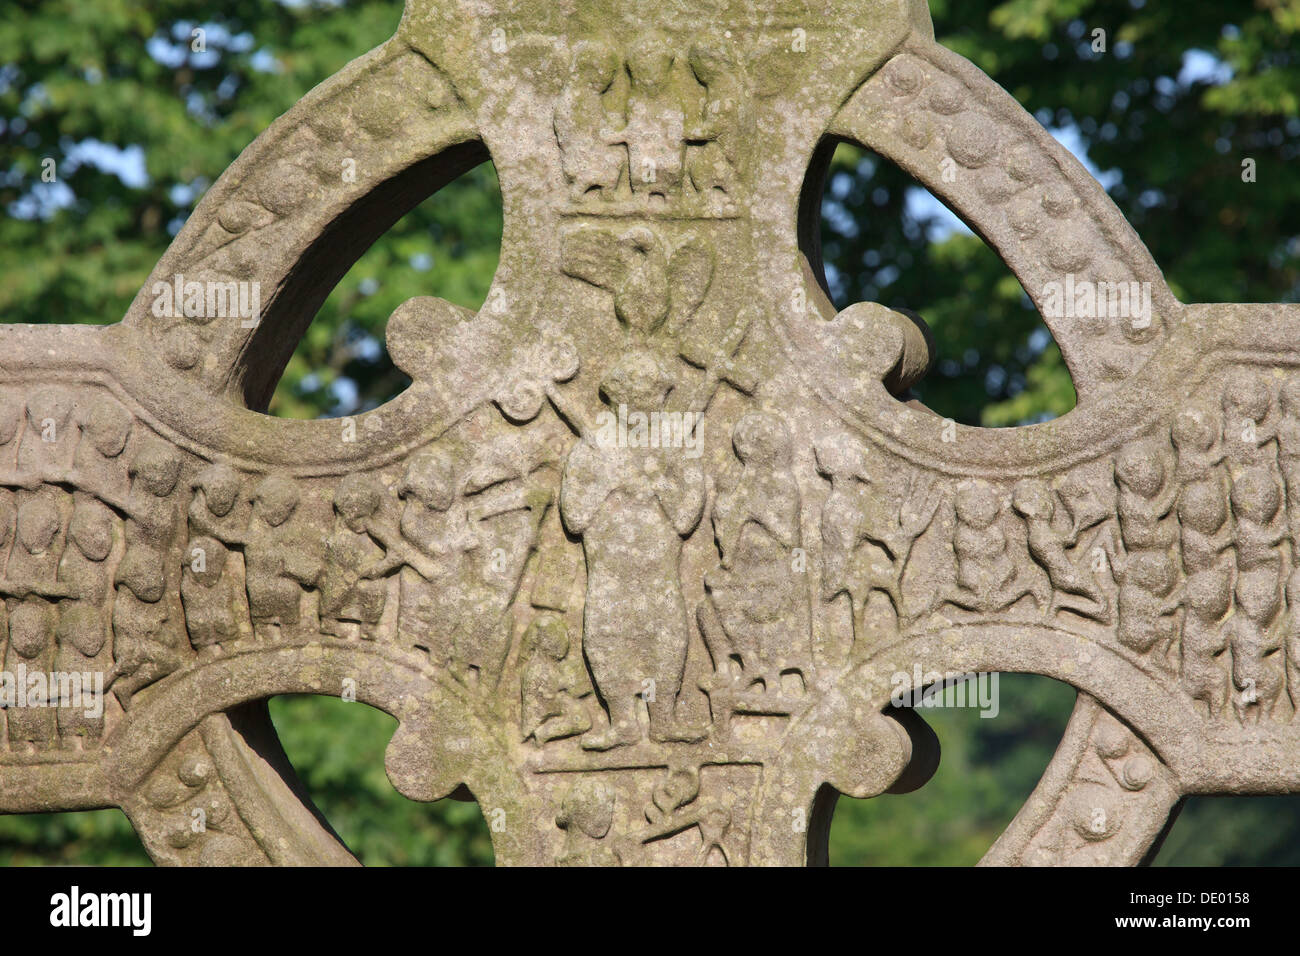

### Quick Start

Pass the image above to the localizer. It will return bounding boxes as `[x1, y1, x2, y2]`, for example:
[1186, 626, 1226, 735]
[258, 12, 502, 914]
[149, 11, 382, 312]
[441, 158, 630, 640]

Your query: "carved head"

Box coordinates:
[814, 432, 870, 483]
[25, 386, 73, 430]
[399, 448, 457, 512]
[193, 462, 242, 517]
[688, 44, 735, 87]
[57, 603, 106, 658]
[1171, 405, 1218, 453]
[8, 599, 54, 659]
[1127, 552, 1177, 595]
[17, 497, 61, 554]
[699, 804, 732, 844]
[334, 473, 382, 532]
[1236, 568, 1281, 622]
[556, 779, 615, 840]
[1011, 479, 1055, 521]
[1187, 571, 1232, 620]
[599, 349, 671, 411]
[83, 402, 132, 458]
[1222, 368, 1272, 423]
[732, 413, 792, 470]
[626, 33, 673, 90]
[955, 481, 1000, 530]
[1114, 448, 1165, 498]
[252, 475, 300, 527]
[1178, 479, 1227, 532]
[68, 503, 113, 562]
[571, 40, 618, 91]
[1230, 466, 1281, 523]
[130, 440, 181, 497]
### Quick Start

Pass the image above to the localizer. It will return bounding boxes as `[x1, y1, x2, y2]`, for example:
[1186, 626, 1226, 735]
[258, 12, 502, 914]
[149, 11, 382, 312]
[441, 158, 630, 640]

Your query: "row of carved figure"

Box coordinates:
[825, 368, 1300, 724]
[0, 388, 555, 753]
[738, 368, 1300, 726]
[555, 36, 749, 209]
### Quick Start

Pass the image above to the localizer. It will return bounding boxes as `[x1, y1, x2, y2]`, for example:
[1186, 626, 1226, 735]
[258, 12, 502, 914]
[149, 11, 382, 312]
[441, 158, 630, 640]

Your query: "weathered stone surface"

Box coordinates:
[1, 0, 1298, 866]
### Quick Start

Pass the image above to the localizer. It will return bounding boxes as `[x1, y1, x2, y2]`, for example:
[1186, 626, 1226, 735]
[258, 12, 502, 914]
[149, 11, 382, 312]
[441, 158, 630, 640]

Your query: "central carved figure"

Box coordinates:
[560, 350, 706, 749]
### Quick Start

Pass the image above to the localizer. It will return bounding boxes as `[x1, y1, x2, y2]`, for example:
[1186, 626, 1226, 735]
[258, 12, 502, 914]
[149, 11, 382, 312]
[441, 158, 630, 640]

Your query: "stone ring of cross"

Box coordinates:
[1, 0, 1296, 866]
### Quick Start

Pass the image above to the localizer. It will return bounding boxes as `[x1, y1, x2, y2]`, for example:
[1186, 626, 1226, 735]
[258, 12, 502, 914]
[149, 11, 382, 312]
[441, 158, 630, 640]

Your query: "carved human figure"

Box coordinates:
[1172, 403, 1225, 485]
[18, 387, 76, 480]
[69, 400, 133, 511]
[1230, 465, 1286, 572]
[181, 535, 244, 656]
[1176, 468, 1233, 576]
[111, 588, 185, 709]
[704, 412, 806, 688]
[814, 432, 938, 628]
[59, 408, 128, 697]
[685, 44, 747, 199]
[112, 440, 186, 706]
[555, 41, 625, 201]
[54, 603, 107, 746]
[1114, 550, 1181, 657]
[519, 613, 592, 744]
[319, 474, 387, 640]
[4, 599, 57, 750]
[448, 451, 550, 688]
[58, 498, 115, 604]
[1112, 442, 1181, 657]
[245, 475, 320, 639]
[188, 462, 247, 547]
[389, 448, 460, 657]
[1227, 567, 1285, 722]
[950, 480, 1043, 613]
[0, 498, 12, 655]
[1221, 369, 1276, 471]
[619, 34, 685, 199]
[122, 440, 182, 553]
[816, 433, 870, 614]
[362, 448, 478, 665]
[6, 494, 68, 599]
[1181, 566, 1231, 718]
[1011, 478, 1107, 619]
[1114, 443, 1179, 553]
[56, 499, 115, 694]
[560, 350, 706, 749]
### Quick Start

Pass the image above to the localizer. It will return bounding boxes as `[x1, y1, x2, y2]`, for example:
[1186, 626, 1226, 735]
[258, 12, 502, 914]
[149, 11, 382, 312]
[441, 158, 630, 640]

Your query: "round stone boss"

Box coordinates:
[1, 0, 1297, 866]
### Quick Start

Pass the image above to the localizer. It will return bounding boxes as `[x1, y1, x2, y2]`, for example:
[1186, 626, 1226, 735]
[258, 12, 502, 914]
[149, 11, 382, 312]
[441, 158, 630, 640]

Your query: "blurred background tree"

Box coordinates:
[0, 0, 1297, 865]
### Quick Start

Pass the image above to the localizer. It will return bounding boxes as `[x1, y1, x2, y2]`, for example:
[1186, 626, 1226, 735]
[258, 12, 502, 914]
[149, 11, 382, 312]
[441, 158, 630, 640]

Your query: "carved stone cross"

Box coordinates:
[3, 0, 1298, 866]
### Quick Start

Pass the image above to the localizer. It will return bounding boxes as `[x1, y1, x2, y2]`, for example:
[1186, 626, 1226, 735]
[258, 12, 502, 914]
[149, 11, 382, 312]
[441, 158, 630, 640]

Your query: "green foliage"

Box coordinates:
[0, 807, 148, 866]
[831, 675, 1077, 865]
[268, 696, 494, 866]
[2, 0, 1298, 866]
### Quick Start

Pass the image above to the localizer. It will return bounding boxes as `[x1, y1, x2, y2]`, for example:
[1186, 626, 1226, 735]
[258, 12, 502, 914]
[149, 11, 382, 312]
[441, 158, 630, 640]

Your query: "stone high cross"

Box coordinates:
[1, 0, 1297, 866]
